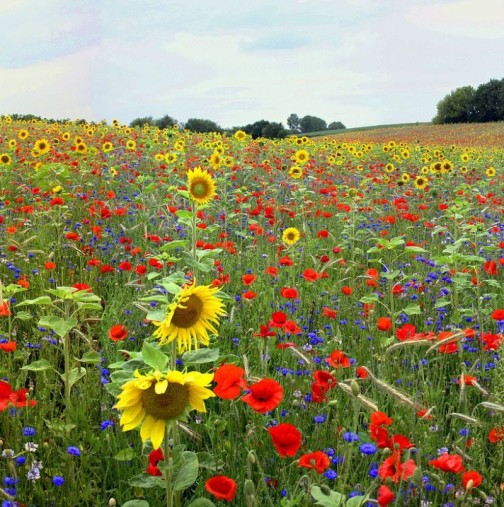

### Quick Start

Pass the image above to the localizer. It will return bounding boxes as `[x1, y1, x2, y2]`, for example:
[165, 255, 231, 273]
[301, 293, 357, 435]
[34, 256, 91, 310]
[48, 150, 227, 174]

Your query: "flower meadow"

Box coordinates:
[0, 115, 503, 507]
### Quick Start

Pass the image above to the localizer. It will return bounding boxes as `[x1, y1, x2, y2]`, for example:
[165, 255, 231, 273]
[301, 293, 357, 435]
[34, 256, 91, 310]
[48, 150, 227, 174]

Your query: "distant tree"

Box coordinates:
[472, 79, 504, 122]
[432, 86, 476, 124]
[241, 120, 287, 139]
[154, 114, 177, 129]
[327, 121, 346, 130]
[287, 113, 301, 132]
[242, 120, 269, 139]
[185, 118, 223, 133]
[299, 115, 327, 133]
[130, 116, 155, 128]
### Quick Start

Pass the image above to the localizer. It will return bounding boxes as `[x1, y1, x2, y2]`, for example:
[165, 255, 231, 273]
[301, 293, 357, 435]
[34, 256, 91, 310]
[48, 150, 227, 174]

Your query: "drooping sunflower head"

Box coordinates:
[288, 166, 303, 179]
[187, 166, 216, 205]
[114, 369, 215, 449]
[282, 227, 301, 246]
[153, 283, 226, 353]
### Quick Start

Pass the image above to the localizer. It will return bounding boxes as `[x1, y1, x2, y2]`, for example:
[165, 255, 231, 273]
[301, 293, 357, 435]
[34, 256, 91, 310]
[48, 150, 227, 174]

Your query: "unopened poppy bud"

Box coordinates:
[247, 450, 256, 465]
[477, 490, 488, 501]
[244, 479, 255, 497]
[320, 484, 332, 495]
[108, 499, 117, 507]
[133, 487, 144, 498]
[350, 379, 360, 397]
[465, 479, 474, 490]
[412, 466, 423, 485]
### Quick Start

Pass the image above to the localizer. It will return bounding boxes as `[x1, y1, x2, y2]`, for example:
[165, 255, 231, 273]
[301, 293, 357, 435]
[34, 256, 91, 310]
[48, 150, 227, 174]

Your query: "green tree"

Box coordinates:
[327, 121, 346, 130]
[184, 118, 223, 133]
[472, 79, 504, 122]
[154, 114, 177, 129]
[130, 116, 155, 128]
[287, 113, 301, 132]
[432, 86, 476, 124]
[299, 115, 327, 133]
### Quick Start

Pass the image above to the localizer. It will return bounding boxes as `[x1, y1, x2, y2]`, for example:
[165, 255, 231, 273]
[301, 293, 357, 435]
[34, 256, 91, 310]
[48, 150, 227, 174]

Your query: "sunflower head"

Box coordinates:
[187, 167, 216, 205]
[114, 369, 215, 449]
[288, 166, 303, 179]
[282, 227, 301, 246]
[153, 283, 226, 353]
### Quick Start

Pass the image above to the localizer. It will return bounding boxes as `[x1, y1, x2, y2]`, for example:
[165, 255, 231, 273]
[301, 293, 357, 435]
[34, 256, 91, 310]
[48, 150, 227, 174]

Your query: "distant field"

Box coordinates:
[313, 121, 504, 147]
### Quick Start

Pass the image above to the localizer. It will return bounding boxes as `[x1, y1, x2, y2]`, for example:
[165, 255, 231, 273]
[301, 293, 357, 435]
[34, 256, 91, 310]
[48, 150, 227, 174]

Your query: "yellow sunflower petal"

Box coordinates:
[121, 407, 145, 431]
[150, 418, 166, 450]
[155, 379, 168, 394]
[140, 414, 157, 443]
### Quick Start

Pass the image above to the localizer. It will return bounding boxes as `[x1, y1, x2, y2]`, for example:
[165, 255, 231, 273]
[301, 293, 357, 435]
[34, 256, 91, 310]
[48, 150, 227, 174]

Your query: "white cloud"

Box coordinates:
[408, 0, 504, 39]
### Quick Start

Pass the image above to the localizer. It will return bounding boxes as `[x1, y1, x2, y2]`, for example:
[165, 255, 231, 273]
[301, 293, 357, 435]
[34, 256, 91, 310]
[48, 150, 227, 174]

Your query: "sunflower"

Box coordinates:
[61, 132, 71, 141]
[414, 176, 428, 190]
[115, 369, 215, 449]
[165, 152, 177, 164]
[486, 166, 496, 177]
[34, 139, 50, 155]
[126, 139, 136, 150]
[282, 227, 301, 246]
[234, 130, 247, 141]
[0, 153, 11, 165]
[152, 283, 226, 353]
[209, 152, 222, 169]
[75, 142, 87, 154]
[187, 166, 216, 205]
[385, 163, 395, 173]
[102, 141, 113, 153]
[295, 149, 309, 165]
[401, 173, 410, 183]
[288, 166, 303, 179]
[18, 129, 29, 140]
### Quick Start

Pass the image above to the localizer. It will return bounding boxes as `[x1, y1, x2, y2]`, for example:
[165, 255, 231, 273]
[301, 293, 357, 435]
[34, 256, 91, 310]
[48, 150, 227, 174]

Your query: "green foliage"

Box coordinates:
[300, 114, 327, 132]
[185, 118, 223, 133]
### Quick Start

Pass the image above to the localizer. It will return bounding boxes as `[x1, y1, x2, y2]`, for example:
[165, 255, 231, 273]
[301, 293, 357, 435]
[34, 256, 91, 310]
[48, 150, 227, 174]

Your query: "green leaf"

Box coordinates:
[176, 209, 193, 220]
[187, 500, 216, 507]
[310, 484, 346, 507]
[21, 359, 53, 372]
[77, 350, 102, 364]
[401, 303, 422, 316]
[114, 448, 136, 461]
[160, 240, 188, 251]
[345, 495, 370, 507]
[63, 367, 87, 390]
[173, 451, 199, 491]
[38, 315, 78, 337]
[359, 294, 379, 304]
[404, 245, 427, 253]
[183, 348, 219, 365]
[16, 296, 52, 306]
[14, 310, 33, 321]
[142, 341, 168, 371]
[76, 302, 103, 311]
[121, 501, 149, 507]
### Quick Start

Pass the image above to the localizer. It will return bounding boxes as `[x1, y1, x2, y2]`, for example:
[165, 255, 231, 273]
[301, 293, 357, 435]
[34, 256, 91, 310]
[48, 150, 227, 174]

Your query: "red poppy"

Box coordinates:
[322, 307, 337, 319]
[370, 411, 393, 427]
[491, 309, 504, 320]
[429, 453, 465, 474]
[0, 380, 37, 412]
[242, 290, 257, 300]
[108, 325, 128, 342]
[268, 423, 302, 457]
[437, 331, 459, 354]
[298, 451, 330, 474]
[377, 485, 395, 506]
[280, 287, 298, 299]
[356, 366, 369, 379]
[283, 320, 302, 335]
[378, 449, 416, 483]
[278, 256, 294, 266]
[44, 261, 56, 270]
[462, 470, 483, 489]
[311, 370, 337, 402]
[341, 286, 352, 295]
[0, 341, 16, 352]
[488, 426, 504, 443]
[0, 301, 10, 317]
[317, 230, 329, 238]
[205, 475, 237, 502]
[72, 283, 92, 292]
[483, 260, 498, 276]
[253, 325, 277, 338]
[242, 274, 255, 285]
[377, 317, 392, 332]
[302, 268, 320, 282]
[118, 261, 132, 271]
[269, 311, 287, 328]
[366, 268, 379, 280]
[325, 350, 350, 369]
[457, 375, 477, 386]
[265, 266, 278, 276]
[213, 364, 247, 400]
[146, 448, 164, 476]
[242, 378, 283, 413]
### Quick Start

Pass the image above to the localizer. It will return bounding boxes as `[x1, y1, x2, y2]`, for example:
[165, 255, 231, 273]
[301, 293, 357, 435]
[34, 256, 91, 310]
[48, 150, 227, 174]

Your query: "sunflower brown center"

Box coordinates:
[142, 382, 189, 420]
[190, 181, 209, 199]
[171, 295, 203, 328]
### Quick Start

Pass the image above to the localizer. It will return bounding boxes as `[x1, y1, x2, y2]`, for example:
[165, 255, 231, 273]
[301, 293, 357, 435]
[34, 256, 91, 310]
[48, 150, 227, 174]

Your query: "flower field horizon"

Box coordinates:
[0, 115, 503, 506]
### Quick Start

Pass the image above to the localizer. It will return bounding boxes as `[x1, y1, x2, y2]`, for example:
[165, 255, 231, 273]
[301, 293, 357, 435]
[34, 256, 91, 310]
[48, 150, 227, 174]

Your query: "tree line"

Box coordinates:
[433, 78, 504, 124]
[129, 113, 346, 139]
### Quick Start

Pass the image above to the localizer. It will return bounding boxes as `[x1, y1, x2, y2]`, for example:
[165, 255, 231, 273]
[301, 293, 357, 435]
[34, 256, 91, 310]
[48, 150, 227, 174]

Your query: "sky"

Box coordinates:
[0, 0, 503, 129]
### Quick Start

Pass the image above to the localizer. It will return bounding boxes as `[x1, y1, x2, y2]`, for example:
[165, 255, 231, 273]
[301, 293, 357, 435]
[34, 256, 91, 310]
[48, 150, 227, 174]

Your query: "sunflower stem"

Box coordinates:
[164, 425, 173, 507]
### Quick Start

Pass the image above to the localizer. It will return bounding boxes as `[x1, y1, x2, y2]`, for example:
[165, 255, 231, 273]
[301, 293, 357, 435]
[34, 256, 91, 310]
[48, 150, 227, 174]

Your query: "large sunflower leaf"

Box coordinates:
[142, 340, 168, 371]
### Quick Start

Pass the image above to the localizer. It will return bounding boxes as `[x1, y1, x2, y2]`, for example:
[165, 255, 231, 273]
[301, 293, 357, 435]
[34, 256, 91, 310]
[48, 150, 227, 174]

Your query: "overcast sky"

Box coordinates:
[1, 0, 503, 129]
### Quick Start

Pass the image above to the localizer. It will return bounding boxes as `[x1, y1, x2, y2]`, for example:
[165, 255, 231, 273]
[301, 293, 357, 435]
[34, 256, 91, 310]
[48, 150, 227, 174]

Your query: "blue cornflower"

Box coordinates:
[323, 469, 338, 480]
[22, 426, 36, 437]
[52, 476, 65, 486]
[67, 446, 81, 456]
[343, 432, 359, 442]
[314, 414, 327, 424]
[359, 443, 377, 455]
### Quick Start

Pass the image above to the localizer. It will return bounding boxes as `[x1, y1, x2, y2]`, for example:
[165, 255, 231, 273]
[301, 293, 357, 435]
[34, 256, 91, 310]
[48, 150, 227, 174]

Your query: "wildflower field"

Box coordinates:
[0, 116, 503, 507]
